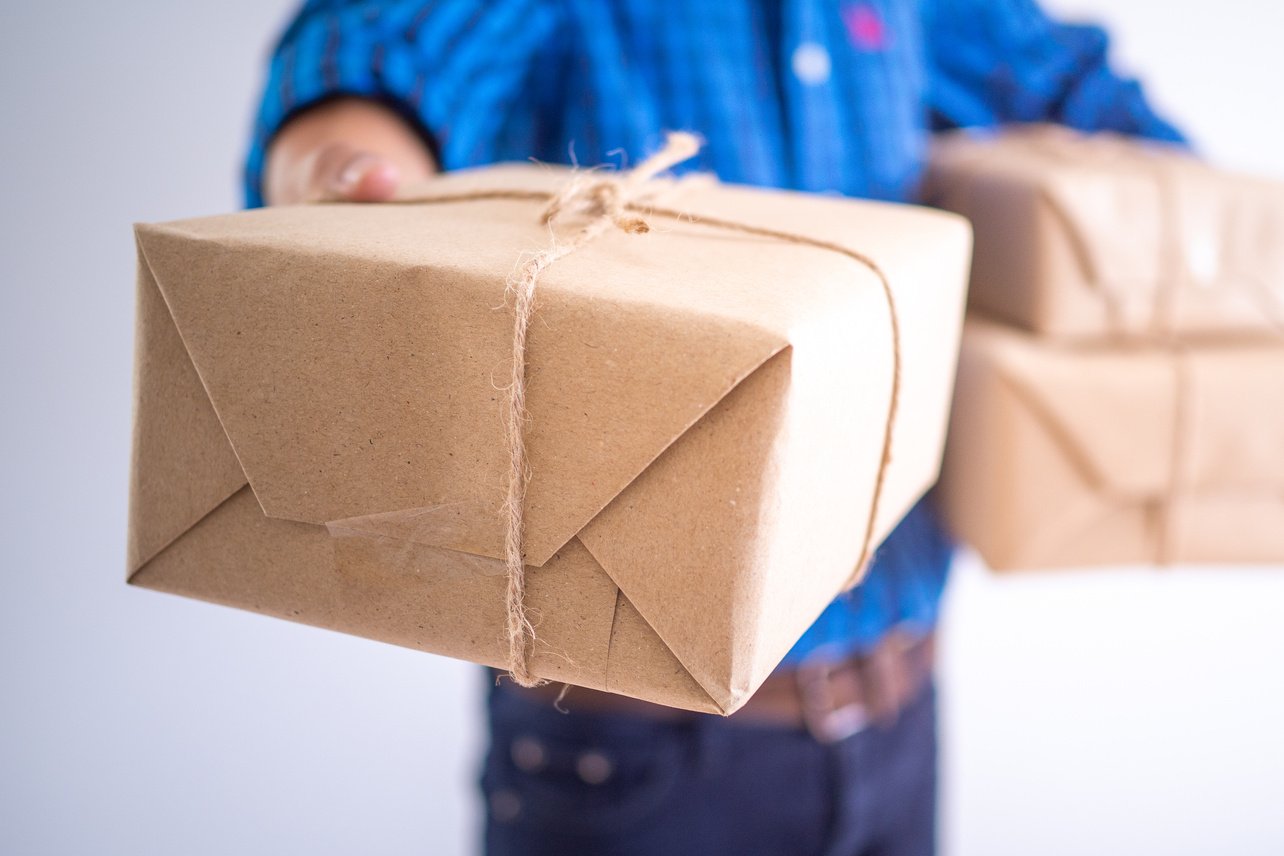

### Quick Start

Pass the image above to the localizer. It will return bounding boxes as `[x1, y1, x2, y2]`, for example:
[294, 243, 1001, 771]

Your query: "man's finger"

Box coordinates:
[309, 144, 401, 202]
[330, 152, 401, 201]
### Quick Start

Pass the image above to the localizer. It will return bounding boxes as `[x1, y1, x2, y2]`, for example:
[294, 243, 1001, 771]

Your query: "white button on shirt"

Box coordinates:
[792, 42, 832, 86]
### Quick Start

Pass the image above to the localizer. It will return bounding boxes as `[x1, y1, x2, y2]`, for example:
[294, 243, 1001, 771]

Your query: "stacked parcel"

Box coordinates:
[127, 162, 972, 713]
[927, 126, 1284, 570]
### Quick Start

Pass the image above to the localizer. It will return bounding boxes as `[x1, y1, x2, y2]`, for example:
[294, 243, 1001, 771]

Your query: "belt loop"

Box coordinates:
[795, 643, 871, 744]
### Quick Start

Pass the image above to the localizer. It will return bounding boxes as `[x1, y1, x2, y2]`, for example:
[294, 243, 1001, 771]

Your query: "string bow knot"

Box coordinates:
[537, 131, 702, 237]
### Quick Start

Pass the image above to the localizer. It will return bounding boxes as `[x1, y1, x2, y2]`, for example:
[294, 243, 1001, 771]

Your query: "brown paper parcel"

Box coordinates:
[925, 126, 1284, 339]
[939, 316, 1284, 570]
[127, 164, 971, 714]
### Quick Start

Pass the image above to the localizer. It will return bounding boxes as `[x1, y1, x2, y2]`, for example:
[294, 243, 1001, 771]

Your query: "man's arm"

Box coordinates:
[245, 0, 564, 208]
[250, 0, 445, 207]
[924, 0, 1186, 142]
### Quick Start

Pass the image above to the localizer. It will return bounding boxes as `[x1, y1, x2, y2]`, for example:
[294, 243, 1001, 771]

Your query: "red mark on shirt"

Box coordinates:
[842, 2, 888, 52]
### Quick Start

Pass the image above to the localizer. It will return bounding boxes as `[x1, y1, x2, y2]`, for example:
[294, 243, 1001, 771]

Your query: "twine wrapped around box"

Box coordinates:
[127, 144, 970, 713]
[390, 133, 904, 686]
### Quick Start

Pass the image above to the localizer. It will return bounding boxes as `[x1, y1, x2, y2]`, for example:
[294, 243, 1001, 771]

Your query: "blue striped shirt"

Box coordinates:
[245, 0, 1182, 664]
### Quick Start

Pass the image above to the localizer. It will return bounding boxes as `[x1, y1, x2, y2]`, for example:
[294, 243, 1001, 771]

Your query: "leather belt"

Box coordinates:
[506, 629, 935, 744]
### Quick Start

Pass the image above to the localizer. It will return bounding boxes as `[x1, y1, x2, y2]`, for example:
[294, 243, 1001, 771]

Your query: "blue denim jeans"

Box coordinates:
[481, 678, 938, 856]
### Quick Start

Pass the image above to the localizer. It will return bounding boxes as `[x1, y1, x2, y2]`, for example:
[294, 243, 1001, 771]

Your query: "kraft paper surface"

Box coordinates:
[939, 316, 1284, 570]
[128, 164, 971, 713]
[925, 126, 1284, 340]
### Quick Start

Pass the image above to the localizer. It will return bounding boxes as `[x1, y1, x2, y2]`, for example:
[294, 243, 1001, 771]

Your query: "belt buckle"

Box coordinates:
[795, 656, 869, 744]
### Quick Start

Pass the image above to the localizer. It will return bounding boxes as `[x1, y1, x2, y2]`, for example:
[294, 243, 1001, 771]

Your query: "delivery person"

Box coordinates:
[252, 2, 1182, 853]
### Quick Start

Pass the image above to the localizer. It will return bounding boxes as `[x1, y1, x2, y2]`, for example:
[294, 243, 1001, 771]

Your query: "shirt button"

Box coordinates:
[792, 42, 832, 86]
[510, 736, 547, 772]
[489, 788, 522, 823]
[575, 750, 614, 785]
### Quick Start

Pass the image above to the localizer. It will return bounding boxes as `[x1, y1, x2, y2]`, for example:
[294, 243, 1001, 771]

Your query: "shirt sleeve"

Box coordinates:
[243, 0, 564, 207]
[923, 0, 1187, 143]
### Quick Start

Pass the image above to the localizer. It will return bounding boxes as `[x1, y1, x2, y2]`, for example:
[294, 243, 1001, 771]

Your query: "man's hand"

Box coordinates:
[263, 97, 437, 205]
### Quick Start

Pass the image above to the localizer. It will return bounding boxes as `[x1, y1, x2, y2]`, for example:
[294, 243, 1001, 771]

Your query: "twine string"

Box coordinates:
[494, 133, 702, 686]
[394, 133, 901, 686]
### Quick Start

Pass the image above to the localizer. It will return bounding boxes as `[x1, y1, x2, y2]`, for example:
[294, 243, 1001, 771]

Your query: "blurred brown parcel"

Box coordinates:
[926, 126, 1284, 340]
[940, 317, 1284, 570]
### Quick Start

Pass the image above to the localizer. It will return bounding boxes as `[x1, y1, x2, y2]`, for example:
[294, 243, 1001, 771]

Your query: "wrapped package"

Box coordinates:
[127, 163, 971, 714]
[939, 317, 1284, 570]
[925, 126, 1284, 340]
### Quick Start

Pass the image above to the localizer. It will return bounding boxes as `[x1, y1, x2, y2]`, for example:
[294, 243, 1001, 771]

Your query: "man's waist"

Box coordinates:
[503, 628, 935, 744]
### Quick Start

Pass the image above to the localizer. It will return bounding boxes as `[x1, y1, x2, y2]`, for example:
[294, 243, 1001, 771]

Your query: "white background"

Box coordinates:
[2, 2, 1282, 854]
